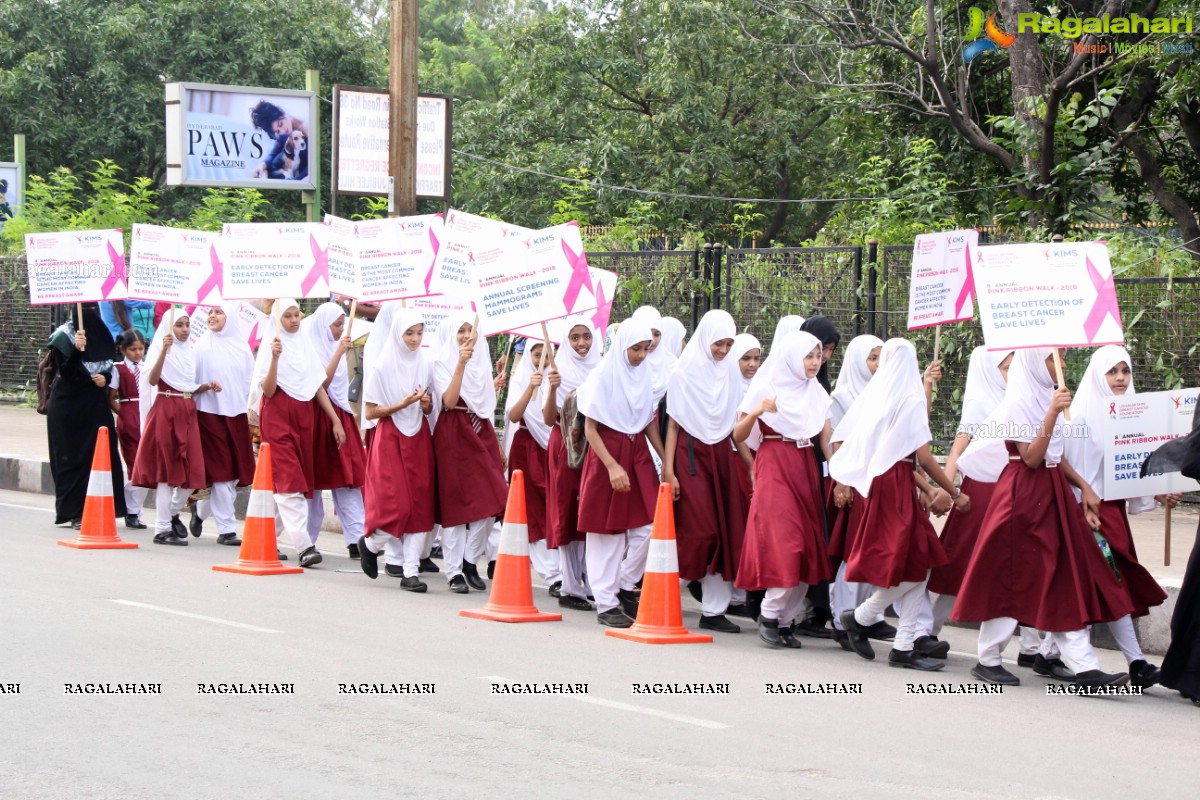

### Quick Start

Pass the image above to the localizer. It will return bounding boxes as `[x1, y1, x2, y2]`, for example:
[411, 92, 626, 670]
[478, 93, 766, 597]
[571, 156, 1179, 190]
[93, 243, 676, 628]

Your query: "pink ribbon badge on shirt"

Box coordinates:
[1082, 255, 1121, 343]
[101, 238, 127, 299]
[301, 233, 329, 297]
[561, 238, 593, 314]
[196, 244, 223, 304]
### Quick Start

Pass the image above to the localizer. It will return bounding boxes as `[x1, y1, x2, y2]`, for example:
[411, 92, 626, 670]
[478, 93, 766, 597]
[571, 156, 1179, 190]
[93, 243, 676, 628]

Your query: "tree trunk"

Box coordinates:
[999, 0, 1049, 222]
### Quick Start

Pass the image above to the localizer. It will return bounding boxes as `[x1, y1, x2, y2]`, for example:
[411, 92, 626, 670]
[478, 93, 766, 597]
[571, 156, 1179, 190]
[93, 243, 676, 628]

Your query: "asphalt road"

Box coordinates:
[0, 488, 1195, 799]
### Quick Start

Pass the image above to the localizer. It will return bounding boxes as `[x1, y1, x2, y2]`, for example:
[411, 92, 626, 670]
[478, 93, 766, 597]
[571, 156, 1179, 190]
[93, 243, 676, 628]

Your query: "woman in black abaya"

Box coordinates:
[46, 304, 127, 527]
[1142, 407, 1200, 705]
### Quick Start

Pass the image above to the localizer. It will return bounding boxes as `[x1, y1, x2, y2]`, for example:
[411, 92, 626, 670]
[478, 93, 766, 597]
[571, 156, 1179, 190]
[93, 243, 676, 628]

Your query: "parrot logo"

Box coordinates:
[962, 8, 1015, 62]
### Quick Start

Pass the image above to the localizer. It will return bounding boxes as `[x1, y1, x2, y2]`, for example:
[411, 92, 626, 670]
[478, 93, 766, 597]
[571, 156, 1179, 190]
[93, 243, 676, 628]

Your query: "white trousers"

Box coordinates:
[274, 492, 313, 552]
[442, 518, 492, 579]
[195, 480, 238, 534]
[1106, 615, 1146, 664]
[421, 526, 438, 558]
[365, 530, 423, 578]
[929, 593, 956, 637]
[154, 484, 188, 534]
[761, 584, 809, 626]
[731, 587, 747, 604]
[854, 578, 927, 650]
[306, 488, 365, 546]
[585, 525, 652, 613]
[124, 481, 148, 517]
[912, 589, 935, 639]
[700, 572, 734, 617]
[831, 562, 881, 631]
[486, 520, 502, 563]
[979, 617, 1101, 672]
[558, 540, 590, 599]
[1019, 626, 1044, 655]
[529, 539, 561, 585]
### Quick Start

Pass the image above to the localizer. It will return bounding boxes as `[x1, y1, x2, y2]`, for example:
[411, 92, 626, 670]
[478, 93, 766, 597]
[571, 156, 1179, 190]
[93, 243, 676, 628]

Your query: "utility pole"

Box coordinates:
[389, 0, 418, 217]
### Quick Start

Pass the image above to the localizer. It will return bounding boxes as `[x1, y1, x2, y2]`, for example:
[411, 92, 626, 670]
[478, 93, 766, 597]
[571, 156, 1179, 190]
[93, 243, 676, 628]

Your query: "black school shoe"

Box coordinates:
[400, 576, 428, 593]
[216, 533, 241, 546]
[832, 630, 854, 652]
[1075, 670, 1130, 689]
[777, 626, 804, 649]
[357, 536, 377, 579]
[153, 531, 187, 546]
[171, 515, 188, 539]
[726, 602, 754, 619]
[124, 515, 147, 530]
[448, 575, 469, 594]
[1017, 653, 1037, 668]
[347, 542, 360, 559]
[758, 618, 783, 647]
[299, 547, 322, 568]
[548, 581, 562, 598]
[889, 648, 946, 671]
[838, 611, 876, 661]
[1129, 660, 1161, 688]
[558, 595, 594, 611]
[913, 635, 950, 659]
[189, 514, 203, 538]
[385, 564, 405, 578]
[795, 619, 834, 639]
[617, 588, 640, 619]
[686, 581, 703, 602]
[488, 560, 496, 580]
[1033, 654, 1076, 682]
[429, 546, 443, 559]
[462, 562, 486, 591]
[419, 558, 440, 574]
[597, 608, 634, 628]
[700, 614, 741, 634]
[971, 662, 1020, 686]
[863, 620, 898, 641]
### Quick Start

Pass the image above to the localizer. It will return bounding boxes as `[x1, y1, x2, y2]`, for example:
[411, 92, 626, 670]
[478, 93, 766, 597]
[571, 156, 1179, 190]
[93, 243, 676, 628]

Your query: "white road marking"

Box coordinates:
[0, 501, 55, 513]
[110, 600, 282, 634]
[479, 676, 729, 730]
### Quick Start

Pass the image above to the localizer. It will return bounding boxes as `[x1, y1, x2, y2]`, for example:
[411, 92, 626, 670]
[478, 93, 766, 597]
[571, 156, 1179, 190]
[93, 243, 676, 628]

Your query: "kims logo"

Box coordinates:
[963, 7, 1016, 62]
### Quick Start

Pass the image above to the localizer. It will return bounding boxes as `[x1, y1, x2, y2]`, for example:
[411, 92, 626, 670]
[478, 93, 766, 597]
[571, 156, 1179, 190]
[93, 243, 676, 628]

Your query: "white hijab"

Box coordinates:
[302, 302, 350, 414]
[505, 339, 555, 448]
[957, 348, 1061, 483]
[194, 303, 254, 417]
[730, 333, 762, 450]
[363, 307, 434, 437]
[249, 299, 326, 414]
[829, 339, 930, 496]
[433, 311, 495, 417]
[738, 331, 830, 440]
[1064, 345, 1135, 501]
[361, 301, 400, 432]
[540, 317, 602, 414]
[660, 317, 686, 357]
[829, 334, 883, 430]
[667, 310, 739, 444]
[631, 306, 674, 404]
[146, 310, 199, 394]
[958, 346, 1012, 434]
[577, 319, 656, 434]
[771, 315, 805, 348]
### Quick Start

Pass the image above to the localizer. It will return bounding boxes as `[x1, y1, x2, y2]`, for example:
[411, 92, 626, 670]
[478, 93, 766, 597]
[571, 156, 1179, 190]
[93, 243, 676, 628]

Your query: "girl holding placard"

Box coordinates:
[1062, 345, 1174, 688]
[188, 304, 256, 547]
[110, 330, 148, 530]
[830, 339, 965, 670]
[250, 300, 345, 568]
[303, 302, 367, 560]
[576, 319, 665, 628]
[357, 308, 437, 592]
[433, 312, 508, 594]
[132, 310, 207, 546]
[540, 316, 602, 612]
[954, 348, 1134, 688]
[663, 310, 749, 634]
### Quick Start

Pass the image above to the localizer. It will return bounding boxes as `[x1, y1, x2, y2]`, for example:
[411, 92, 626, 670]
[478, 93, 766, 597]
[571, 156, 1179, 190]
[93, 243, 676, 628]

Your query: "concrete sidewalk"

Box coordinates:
[3, 401, 1193, 654]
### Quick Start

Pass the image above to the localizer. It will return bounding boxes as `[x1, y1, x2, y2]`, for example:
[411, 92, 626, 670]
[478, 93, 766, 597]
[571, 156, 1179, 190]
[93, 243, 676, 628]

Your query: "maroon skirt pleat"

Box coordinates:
[258, 390, 315, 496]
[131, 387, 205, 489]
[672, 431, 747, 581]
[508, 426, 549, 543]
[577, 425, 658, 535]
[364, 416, 436, 536]
[433, 409, 507, 527]
[312, 405, 366, 490]
[197, 411, 255, 486]
[545, 425, 585, 548]
[927, 476, 998, 596]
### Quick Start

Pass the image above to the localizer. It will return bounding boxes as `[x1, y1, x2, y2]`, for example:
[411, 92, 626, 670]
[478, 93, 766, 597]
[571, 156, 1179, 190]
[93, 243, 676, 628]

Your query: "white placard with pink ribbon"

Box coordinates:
[358, 213, 444, 302]
[906, 229, 977, 330]
[471, 222, 600, 337]
[127, 224, 222, 306]
[509, 267, 618, 342]
[323, 215, 360, 299]
[407, 296, 473, 347]
[220, 222, 330, 300]
[24, 229, 128, 305]
[1103, 389, 1200, 500]
[971, 241, 1123, 351]
[426, 209, 531, 300]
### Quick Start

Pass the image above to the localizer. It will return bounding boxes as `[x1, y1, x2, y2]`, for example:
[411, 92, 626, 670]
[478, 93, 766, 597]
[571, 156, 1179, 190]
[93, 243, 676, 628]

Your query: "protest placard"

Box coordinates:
[220, 222, 330, 300]
[24, 229, 128, 305]
[972, 241, 1123, 351]
[323, 215, 360, 299]
[907, 229, 977, 330]
[127, 225, 221, 306]
[508, 267, 617, 342]
[407, 296, 473, 346]
[472, 222, 599, 337]
[1103, 389, 1200, 500]
[425, 209, 530, 300]
[356, 213, 443, 302]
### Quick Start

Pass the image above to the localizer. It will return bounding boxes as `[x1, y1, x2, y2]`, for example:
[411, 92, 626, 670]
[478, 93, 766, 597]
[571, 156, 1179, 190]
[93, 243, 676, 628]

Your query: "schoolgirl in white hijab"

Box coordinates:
[361, 301, 401, 434]
[829, 334, 883, 429]
[663, 310, 747, 633]
[249, 300, 326, 415]
[131, 309, 207, 545]
[576, 319, 665, 627]
[629, 306, 673, 404]
[1062, 345, 1172, 687]
[190, 303, 256, 546]
[659, 317, 687, 357]
[829, 339, 965, 669]
[431, 311, 508, 593]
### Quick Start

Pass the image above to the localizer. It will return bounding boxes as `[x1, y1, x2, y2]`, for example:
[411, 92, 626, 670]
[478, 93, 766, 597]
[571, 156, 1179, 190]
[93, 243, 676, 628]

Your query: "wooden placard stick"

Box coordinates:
[1052, 348, 1071, 421]
[1165, 506, 1172, 567]
[345, 298, 358, 340]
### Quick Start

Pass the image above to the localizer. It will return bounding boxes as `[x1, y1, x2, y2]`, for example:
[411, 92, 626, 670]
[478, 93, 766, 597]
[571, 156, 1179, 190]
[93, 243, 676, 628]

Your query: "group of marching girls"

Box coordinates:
[108, 296, 1171, 689]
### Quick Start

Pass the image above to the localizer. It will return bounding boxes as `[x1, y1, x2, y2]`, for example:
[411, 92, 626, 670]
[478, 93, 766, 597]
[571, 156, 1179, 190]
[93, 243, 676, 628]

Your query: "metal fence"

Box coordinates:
[0, 257, 60, 396]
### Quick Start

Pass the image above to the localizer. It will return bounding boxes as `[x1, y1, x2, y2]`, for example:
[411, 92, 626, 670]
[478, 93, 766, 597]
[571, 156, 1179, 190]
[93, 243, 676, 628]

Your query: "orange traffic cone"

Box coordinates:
[460, 470, 562, 623]
[58, 427, 138, 550]
[606, 483, 712, 644]
[213, 444, 302, 576]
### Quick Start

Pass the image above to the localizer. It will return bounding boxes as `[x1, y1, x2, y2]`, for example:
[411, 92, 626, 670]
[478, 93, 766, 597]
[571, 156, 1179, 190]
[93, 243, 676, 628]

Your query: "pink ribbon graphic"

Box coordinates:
[1082, 255, 1120, 343]
[561, 238, 593, 313]
[1109, 402, 1117, 415]
[954, 241, 974, 317]
[424, 226, 441, 294]
[195, 244, 223, 304]
[247, 321, 262, 351]
[590, 277, 612, 334]
[101, 239, 127, 299]
[300, 233, 329, 297]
